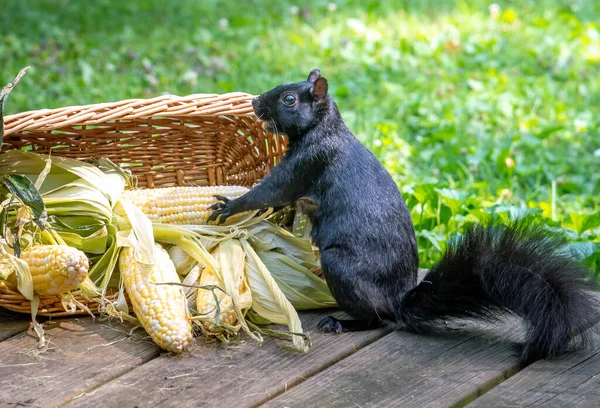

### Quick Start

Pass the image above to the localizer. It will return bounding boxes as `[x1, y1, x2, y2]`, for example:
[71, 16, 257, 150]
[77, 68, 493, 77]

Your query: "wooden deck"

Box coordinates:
[1, 306, 599, 408]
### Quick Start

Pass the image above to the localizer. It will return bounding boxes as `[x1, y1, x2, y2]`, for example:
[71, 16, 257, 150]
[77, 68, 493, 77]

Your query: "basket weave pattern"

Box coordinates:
[1, 92, 286, 316]
[2, 92, 285, 188]
[0, 288, 121, 317]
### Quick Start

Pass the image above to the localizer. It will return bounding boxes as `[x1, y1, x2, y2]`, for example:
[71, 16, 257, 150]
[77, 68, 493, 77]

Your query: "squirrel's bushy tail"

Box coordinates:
[399, 220, 599, 363]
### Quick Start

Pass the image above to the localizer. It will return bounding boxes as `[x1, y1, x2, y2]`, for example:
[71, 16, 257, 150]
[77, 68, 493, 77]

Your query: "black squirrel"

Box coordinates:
[209, 69, 599, 363]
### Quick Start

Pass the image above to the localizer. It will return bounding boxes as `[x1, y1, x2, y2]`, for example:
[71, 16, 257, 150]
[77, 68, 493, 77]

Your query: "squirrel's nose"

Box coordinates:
[251, 97, 259, 108]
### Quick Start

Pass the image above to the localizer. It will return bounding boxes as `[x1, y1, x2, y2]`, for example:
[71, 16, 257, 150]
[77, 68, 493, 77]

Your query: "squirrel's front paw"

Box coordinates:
[208, 195, 235, 224]
[317, 316, 343, 334]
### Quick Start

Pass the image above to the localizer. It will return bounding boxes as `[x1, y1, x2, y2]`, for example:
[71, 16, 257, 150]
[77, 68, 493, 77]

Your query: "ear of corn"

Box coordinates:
[195, 240, 252, 334]
[119, 242, 192, 353]
[121, 185, 249, 225]
[20, 245, 89, 295]
[196, 267, 238, 330]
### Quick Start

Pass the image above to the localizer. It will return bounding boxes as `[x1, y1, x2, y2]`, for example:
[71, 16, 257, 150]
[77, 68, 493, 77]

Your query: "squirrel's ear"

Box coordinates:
[307, 69, 321, 83]
[310, 77, 328, 100]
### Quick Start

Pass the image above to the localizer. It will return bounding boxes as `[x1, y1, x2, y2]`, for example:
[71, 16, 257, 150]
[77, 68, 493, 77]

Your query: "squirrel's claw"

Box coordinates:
[208, 195, 233, 224]
[317, 316, 343, 334]
[214, 195, 231, 203]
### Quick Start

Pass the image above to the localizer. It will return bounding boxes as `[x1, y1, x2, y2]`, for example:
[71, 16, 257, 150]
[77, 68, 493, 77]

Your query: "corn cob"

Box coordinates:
[20, 245, 89, 295]
[121, 185, 249, 225]
[119, 243, 192, 353]
[195, 241, 250, 333]
[196, 267, 237, 330]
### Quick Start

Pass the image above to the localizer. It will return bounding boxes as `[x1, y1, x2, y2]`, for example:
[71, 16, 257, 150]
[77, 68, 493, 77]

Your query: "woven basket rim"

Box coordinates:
[3, 91, 258, 137]
[0, 286, 124, 317]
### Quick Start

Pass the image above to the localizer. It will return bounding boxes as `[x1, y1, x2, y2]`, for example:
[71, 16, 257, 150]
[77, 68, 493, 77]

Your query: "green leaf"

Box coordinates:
[536, 125, 564, 140]
[413, 184, 437, 205]
[2, 174, 47, 227]
[419, 229, 444, 251]
[564, 241, 596, 261]
[486, 205, 542, 222]
[567, 211, 600, 235]
[437, 188, 468, 216]
[0, 150, 126, 207]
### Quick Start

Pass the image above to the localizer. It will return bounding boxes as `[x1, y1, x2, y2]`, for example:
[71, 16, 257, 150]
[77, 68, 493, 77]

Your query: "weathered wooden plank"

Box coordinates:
[263, 317, 526, 408]
[0, 317, 161, 407]
[65, 311, 392, 408]
[0, 308, 30, 341]
[466, 323, 600, 408]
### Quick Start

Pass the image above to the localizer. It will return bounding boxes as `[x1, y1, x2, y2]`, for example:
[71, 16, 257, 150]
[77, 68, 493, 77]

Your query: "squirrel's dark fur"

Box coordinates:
[209, 69, 599, 363]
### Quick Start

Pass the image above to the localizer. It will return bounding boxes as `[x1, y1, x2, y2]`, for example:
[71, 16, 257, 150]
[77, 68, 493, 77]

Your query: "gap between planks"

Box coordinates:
[0, 317, 161, 407]
[62, 310, 391, 408]
[465, 320, 600, 408]
[261, 316, 528, 408]
[0, 309, 31, 342]
[261, 293, 600, 408]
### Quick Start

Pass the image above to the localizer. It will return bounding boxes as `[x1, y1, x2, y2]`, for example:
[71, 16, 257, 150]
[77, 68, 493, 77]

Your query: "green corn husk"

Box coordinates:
[256, 250, 336, 310]
[247, 222, 320, 270]
[88, 224, 122, 299]
[0, 150, 124, 203]
[0, 150, 128, 298]
[0, 151, 125, 236]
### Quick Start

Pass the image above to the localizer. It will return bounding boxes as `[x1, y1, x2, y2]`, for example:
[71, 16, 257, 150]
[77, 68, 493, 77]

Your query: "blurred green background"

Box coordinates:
[2, 0, 599, 272]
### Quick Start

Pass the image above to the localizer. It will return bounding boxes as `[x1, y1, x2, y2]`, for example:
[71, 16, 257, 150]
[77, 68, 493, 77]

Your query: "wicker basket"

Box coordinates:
[0, 92, 286, 316]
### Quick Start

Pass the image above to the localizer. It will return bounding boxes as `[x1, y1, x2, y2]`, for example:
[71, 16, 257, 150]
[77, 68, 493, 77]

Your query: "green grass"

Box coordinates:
[2, 0, 599, 274]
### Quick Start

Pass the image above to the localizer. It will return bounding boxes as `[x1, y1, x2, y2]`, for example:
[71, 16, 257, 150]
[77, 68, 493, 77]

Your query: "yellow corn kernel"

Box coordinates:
[21, 245, 89, 295]
[119, 243, 192, 353]
[195, 241, 249, 333]
[121, 185, 250, 225]
[195, 267, 237, 330]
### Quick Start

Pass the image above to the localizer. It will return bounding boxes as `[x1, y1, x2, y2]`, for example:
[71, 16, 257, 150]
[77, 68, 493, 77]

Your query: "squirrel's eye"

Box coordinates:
[282, 94, 296, 106]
